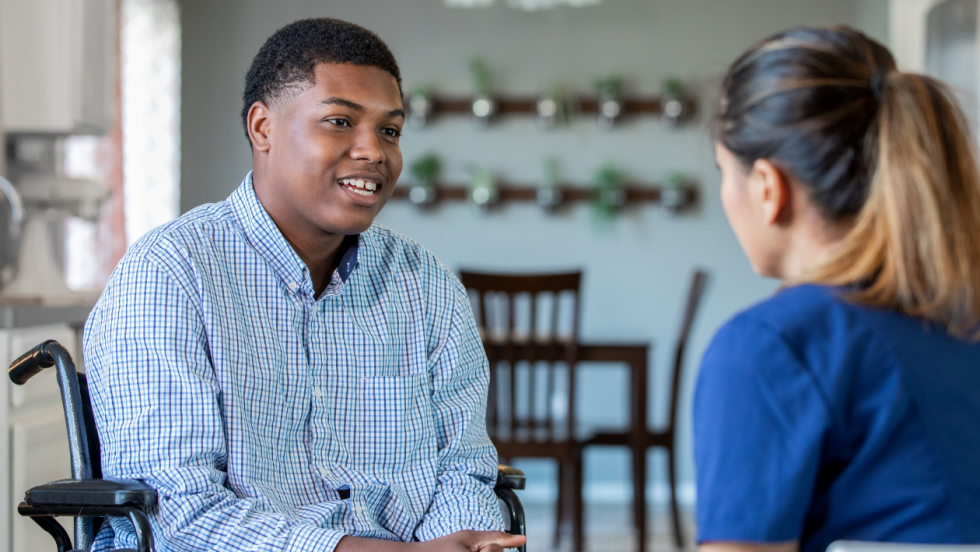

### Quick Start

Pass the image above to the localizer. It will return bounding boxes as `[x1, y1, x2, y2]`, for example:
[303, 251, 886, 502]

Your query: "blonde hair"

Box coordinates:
[716, 26, 980, 339]
[805, 72, 980, 339]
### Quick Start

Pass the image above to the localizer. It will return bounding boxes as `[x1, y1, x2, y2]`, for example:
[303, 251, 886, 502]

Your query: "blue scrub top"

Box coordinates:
[694, 284, 980, 552]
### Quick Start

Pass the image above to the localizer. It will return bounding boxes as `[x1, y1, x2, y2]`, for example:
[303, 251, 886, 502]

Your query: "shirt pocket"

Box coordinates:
[349, 373, 437, 471]
[341, 276, 428, 379]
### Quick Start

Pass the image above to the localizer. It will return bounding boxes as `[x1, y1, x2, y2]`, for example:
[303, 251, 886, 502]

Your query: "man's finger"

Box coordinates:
[475, 531, 527, 548]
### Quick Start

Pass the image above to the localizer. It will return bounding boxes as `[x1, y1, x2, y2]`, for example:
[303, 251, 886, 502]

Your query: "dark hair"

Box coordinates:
[715, 26, 895, 219]
[716, 25, 980, 338]
[241, 18, 402, 141]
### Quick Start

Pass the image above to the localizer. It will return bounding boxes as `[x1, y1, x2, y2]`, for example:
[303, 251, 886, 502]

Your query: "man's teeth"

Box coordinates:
[341, 179, 378, 194]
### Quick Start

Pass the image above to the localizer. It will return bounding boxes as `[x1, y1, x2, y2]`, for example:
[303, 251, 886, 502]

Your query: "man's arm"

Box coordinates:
[413, 277, 505, 541]
[85, 248, 346, 551]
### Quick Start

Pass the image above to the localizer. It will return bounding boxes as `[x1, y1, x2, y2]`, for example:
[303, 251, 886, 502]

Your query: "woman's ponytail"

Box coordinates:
[716, 25, 980, 339]
[809, 72, 980, 338]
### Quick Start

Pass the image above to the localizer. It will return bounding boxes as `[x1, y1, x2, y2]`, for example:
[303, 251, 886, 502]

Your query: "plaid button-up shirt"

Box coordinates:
[85, 174, 502, 551]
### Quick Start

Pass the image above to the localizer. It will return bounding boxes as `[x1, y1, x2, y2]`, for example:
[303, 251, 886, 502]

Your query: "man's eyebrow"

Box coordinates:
[320, 98, 405, 120]
[320, 97, 363, 110]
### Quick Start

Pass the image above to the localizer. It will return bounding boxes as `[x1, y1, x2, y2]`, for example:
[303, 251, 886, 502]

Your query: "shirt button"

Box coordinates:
[312, 388, 323, 398]
[288, 282, 299, 291]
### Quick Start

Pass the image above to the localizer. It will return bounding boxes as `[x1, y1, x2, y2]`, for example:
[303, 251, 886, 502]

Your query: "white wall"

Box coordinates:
[180, 0, 889, 506]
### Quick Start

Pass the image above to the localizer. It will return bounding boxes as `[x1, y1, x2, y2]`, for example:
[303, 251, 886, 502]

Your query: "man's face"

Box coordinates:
[254, 62, 404, 237]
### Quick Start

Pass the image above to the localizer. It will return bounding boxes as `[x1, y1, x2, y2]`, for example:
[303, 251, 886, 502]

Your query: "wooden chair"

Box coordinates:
[459, 270, 585, 552]
[655, 269, 708, 549]
[586, 268, 708, 550]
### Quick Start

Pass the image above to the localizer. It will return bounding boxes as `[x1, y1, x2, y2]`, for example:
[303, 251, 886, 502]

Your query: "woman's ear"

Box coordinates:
[247, 101, 272, 153]
[750, 158, 792, 226]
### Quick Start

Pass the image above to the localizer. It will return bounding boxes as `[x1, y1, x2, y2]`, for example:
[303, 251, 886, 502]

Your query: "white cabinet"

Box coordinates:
[0, 324, 75, 552]
[0, 0, 116, 134]
[890, 0, 980, 141]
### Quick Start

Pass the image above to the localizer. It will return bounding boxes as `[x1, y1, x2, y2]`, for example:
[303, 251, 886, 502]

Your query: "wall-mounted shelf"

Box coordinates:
[421, 95, 697, 117]
[405, 92, 698, 128]
[391, 182, 699, 212]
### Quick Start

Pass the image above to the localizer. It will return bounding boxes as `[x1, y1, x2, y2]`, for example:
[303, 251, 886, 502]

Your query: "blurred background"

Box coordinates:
[0, 0, 975, 551]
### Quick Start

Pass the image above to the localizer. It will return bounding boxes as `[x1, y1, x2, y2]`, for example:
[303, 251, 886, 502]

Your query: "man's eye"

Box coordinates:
[381, 128, 401, 138]
[327, 118, 351, 127]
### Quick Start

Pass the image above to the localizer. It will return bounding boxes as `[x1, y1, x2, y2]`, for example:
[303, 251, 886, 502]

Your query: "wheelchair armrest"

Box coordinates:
[26, 478, 156, 509]
[495, 464, 525, 491]
[20, 480, 157, 552]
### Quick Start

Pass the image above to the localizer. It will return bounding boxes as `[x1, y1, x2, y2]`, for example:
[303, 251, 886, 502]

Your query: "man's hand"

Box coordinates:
[700, 541, 799, 552]
[419, 530, 526, 552]
[336, 531, 526, 552]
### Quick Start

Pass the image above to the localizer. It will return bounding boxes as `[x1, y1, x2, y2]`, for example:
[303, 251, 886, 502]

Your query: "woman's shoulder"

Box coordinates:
[720, 284, 867, 347]
[702, 284, 892, 394]
[739, 283, 851, 324]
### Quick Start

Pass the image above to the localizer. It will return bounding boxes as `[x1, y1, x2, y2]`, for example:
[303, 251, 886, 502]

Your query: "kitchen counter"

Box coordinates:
[0, 301, 96, 329]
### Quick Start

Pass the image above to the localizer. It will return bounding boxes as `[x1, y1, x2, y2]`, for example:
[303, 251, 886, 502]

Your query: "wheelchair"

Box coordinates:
[9, 340, 527, 552]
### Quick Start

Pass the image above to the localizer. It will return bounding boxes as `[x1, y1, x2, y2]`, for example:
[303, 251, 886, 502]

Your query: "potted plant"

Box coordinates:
[594, 75, 624, 130]
[536, 157, 563, 212]
[661, 77, 687, 127]
[408, 154, 441, 209]
[468, 165, 499, 212]
[591, 162, 626, 226]
[662, 171, 694, 213]
[408, 86, 433, 129]
[537, 84, 574, 130]
[469, 58, 496, 127]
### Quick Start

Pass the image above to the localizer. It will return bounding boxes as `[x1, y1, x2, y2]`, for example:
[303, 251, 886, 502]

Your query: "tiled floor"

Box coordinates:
[521, 502, 697, 552]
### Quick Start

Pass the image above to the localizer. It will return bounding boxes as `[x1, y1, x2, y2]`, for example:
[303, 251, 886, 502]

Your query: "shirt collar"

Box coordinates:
[231, 172, 361, 292]
[336, 234, 360, 283]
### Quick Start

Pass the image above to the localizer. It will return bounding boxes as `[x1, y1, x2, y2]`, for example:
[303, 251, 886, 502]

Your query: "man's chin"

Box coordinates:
[322, 217, 377, 237]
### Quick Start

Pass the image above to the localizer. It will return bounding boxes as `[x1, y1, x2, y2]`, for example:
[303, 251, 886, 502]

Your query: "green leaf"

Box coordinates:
[594, 76, 624, 97]
[662, 77, 684, 98]
[410, 154, 442, 185]
[591, 162, 626, 225]
[664, 171, 687, 189]
[469, 58, 493, 95]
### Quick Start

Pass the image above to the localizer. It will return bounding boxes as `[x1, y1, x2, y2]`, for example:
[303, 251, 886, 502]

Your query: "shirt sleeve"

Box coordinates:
[84, 248, 346, 552]
[413, 278, 504, 541]
[693, 313, 833, 544]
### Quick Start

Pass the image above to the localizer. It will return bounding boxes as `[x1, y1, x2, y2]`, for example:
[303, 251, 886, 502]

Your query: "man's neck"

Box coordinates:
[284, 231, 347, 297]
[251, 171, 350, 297]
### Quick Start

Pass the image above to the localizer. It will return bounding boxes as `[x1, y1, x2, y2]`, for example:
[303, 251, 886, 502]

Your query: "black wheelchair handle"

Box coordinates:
[9, 339, 95, 550]
[9, 339, 57, 384]
[9, 343, 90, 482]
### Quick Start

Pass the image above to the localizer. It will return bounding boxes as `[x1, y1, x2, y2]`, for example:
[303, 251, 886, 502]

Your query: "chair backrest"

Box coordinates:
[666, 269, 709, 433]
[459, 270, 582, 443]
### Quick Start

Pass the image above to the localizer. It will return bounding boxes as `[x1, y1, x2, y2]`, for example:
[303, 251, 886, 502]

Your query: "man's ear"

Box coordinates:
[247, 101, 272, 153]
[750, 158, 792, 226]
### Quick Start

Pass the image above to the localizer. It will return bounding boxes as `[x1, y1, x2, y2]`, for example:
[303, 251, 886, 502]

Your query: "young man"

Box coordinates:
[84, 18, 523, 552]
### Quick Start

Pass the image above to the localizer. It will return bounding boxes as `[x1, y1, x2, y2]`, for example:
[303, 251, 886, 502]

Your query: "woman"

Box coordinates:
[695, 26, 980, 552]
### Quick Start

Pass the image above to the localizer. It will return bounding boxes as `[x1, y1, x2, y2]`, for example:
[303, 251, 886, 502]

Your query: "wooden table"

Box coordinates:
[580, 343, 653, 552]
[486, 341, 654, 552]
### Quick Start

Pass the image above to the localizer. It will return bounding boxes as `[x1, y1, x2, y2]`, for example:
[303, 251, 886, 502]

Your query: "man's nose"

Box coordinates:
[349, 128, 386, 165]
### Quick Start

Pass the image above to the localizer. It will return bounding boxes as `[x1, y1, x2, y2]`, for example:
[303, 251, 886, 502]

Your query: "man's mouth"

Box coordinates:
[339, 178, 381, 197]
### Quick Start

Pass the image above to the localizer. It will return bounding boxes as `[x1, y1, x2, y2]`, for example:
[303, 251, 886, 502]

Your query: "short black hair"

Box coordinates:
[241, 18, 402, 141]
